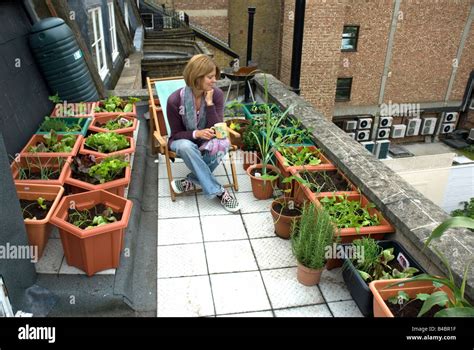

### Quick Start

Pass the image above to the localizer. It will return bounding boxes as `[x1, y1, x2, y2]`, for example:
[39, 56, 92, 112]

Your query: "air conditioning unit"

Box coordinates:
[379, 116, 393, 128]
[443, 112, 458, 123]
[391, 124, 406, 138]
[404, 118, 422, 136]
[358, 117, 373, 130]
[360, 141, 375, 154]
[356, 130, 370, 141]
[440, 123, 456, 134]
[343, 120, 358, 131]
[347, 132, 356, 140]
[375, 140, 390, 159]
[420, 117, 437, 135]
[377, 128, 390, 139]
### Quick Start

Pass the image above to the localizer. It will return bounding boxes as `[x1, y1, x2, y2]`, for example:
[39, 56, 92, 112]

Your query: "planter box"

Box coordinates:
[88, 115, 138, 137]
[11, 156, 72, 186]
[242, 103, 281, 120]
[275, 146, 335, 180]
[16, 183, 64, 260]
[20, 134, 83, 158]
[50, 102, 96, 118]
[94, 101, 137, 118]
[50, 189, 133, 276]
[369, 279, 452, 317]
[342, 240, 427, 317]
[36, 117, 92, 136]
[271, 127, 315, 147]
[64, 163, 131, 197]
[79, 134, 136, 159]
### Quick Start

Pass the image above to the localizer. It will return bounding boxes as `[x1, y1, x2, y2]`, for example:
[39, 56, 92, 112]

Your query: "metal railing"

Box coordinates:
[142, 0, 189, 31]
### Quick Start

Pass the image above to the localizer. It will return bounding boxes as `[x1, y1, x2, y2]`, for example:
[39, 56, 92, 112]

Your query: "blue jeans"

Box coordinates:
[170, 139, 227, 197]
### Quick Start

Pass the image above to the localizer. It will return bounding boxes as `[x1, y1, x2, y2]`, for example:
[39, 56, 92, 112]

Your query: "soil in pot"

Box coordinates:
[250, 168, 278, 177]
[20, 199, 53, 220]
[67, 204, 123, 229]
[18, 169, 61, 180]
[300, 170, 352, 192]
[387, 300, 443, 318]
[272, 202, 302, 217]
[71, 166, 125, 185]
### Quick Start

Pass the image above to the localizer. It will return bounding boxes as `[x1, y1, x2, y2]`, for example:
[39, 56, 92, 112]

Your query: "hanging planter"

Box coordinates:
[17, 183, 64, 260]
[50, 189, 133, 276]
[11, 156, 72, 186]
[20, 132, 83, 158]
[89, 115, 138, 137]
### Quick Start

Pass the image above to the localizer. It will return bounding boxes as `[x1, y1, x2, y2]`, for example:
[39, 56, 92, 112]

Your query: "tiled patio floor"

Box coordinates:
[157, 151, 364, 317]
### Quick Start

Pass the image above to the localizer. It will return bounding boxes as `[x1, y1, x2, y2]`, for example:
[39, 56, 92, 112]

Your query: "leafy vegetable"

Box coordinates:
[84, 132, 130, 153]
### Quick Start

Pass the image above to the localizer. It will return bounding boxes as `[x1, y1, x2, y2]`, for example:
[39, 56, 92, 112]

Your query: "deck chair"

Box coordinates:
[147, 76, 240, 201]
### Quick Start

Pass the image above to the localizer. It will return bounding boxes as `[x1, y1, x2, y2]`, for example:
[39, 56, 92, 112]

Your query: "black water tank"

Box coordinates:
[29, 17, 99, 102]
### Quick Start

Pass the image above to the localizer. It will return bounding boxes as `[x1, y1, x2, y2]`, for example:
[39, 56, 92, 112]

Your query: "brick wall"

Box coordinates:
[279, 0, 294, 85]
[197, 39, 235, 70]
[451, 15, 474, 100]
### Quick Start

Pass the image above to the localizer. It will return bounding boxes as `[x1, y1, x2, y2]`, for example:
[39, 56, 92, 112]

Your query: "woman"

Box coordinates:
[167, 54, 240, 212]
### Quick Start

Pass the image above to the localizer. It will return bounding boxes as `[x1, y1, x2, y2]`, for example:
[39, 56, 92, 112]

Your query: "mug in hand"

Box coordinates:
[211, 122, 228, 139]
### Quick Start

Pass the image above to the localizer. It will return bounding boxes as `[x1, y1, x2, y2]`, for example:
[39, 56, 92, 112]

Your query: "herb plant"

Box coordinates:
[69, 206, 118, 230]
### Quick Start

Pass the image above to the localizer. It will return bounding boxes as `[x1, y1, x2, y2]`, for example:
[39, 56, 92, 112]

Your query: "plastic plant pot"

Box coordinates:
[79, 134, 136, 159]
[275, 145, 335, 178]
[94, 101, 137, 118]
[35, 117, 92, 136]
[11, 156, 72, 186]
[88, 115, 138, 137]
[20, 134, 83, 158]
[242, 103, 281, 120]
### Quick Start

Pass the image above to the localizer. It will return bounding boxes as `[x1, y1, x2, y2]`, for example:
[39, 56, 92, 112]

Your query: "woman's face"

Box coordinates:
[199, 68, 217, 91]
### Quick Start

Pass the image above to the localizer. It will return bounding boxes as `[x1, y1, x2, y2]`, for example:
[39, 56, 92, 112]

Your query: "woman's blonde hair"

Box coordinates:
[183, 54, 220, 90]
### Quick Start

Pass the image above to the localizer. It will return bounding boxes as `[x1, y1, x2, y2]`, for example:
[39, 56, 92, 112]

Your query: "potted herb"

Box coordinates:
[11, 156, 71, 186]
[291, 203, 336, 286]
[80, 132, 135, 158]
[94, 96, 140, 117]
[370, 216, 474, 317]
[65, 155, 131, 196]
[89, 115, 138, 137]
[36, 117, 92, 136]
[21, 130, 83, 158]
[342, 238, 426, 316]
[50, 189, 133, 276]
[16, 183, 64, 259]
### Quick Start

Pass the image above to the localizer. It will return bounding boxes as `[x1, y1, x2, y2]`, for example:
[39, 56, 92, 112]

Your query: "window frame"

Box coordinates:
[107, 1, 119, 62]
[142, 13, 154, 29]
[88, 7, 109, 80]
[341, 25, 359, 52]
[335, 77, 353, 102]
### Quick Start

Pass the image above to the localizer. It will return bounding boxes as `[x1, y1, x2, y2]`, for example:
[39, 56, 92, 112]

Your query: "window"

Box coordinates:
[341, 26, 359, 51]
[108, 1, 119, 61]
[142, 13, 154, 29]
[335, 78, 352, 101]
[124, 2, 130, 31]
[88, 7, 108, 80]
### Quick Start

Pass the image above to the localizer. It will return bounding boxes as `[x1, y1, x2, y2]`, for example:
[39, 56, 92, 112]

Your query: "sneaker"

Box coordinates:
[217, 189, 241, 213]
[171, 178, 195, 194]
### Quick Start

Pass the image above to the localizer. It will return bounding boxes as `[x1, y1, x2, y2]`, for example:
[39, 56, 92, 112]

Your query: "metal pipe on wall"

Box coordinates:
[290, 0, 305, 95]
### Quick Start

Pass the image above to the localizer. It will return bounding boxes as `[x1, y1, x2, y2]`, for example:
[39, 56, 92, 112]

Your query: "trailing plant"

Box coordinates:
[278, 146, 322, 167]
[102, 116, 133, 131]
[319, 194, 380, 232]
[451, 197, 474, 220]
[84, 132, 130, 153]
[69, 206, 118, 230]
[291, 203, 336, 270]
[95, 96, 140, 113]
[28, 131, 76, 153]
[386, 216, 474, 317]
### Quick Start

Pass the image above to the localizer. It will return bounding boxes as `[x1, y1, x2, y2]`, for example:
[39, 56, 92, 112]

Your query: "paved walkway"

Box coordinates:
[156, 151, 364, 317]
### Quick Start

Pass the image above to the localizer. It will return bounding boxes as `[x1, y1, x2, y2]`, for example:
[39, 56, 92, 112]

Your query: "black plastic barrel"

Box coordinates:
[29, 17, 99, 102]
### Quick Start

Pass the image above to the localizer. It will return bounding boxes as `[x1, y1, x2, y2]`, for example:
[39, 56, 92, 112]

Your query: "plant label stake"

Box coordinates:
[397, 252, 410, 269]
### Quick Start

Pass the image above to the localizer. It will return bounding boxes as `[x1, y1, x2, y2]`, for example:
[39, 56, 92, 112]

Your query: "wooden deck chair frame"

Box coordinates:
[147, 76, 239, 201]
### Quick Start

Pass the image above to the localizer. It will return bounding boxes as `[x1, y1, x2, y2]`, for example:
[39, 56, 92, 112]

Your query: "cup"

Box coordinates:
[211, 122, 228, 139]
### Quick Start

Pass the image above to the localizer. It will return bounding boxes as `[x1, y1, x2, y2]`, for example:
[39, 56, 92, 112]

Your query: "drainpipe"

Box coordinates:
[245, 7, 256, 102]
[290, 0, 305, 95]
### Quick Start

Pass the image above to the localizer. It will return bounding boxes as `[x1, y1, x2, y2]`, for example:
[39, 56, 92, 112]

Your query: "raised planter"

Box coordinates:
[342, 240, 427, 317]
[16, 183, 64, 260]
[50, 102, 96, 118]
[50, 189, 133, 276]
[79, 133, 136, 159]
[11, 156, 71, 186]
[88, 115, 138, 137]
[36, 117, 92, 136]
[275, 145, 335, 178]
[247, 163, 280, 200]
[20, 134, 83, 158]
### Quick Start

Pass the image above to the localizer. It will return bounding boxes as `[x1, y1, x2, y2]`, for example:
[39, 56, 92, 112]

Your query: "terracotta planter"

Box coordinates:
[11, 156, 72, 186]
[64, 162, 131, 196]
[270, 197, 302, 239]
[94, 101, 137, 118]
[36, 117, 92, 136]
[50, 102, 96, 118]
[242, 151, 260, 171]
[247, 164, 280, 200]
[369, 279, 452, 317]
[79, 134, 136, 159]
[16, 183, 64, 260]
[88, 115, 138, 137]
[275, 146, 335, 179]
[297, 262, 324, 286]
[226, 118, 250, 149]
[50, 189, 133, 276]
[20, 134, 83, 158]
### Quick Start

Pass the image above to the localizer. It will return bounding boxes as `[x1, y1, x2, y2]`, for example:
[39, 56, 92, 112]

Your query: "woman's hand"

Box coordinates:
[195, 128, 215, 140]
[205, 89, 214, 106]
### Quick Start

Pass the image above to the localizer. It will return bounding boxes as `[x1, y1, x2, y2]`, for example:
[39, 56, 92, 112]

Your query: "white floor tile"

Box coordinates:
[205, 240, 257, 274]
[158, 217, 202, 246]
[211, 271, 271, 315]
[157, 276, 214, 317]
[251, 237, 296, 269]
[201, 215, 247, 241]
[197, 194, 235, 216]
[59, 259, 115, 275]
[235, 174, 253, 192]
[157, 244, 207, 278]
[235, 192, 273, 214]
[158, 195, 198, 219]
[328, 300, 364, 317]
[218, 311, 274, 317]
[158, 179, 172, 197]
[35, 239, 63, 274]
[261, 268, 325, 309]
[242, 213, 275, 239]
[319, 268, 352, 302]
[159, 162, 191, 179]
[275, 304, 332, 317]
